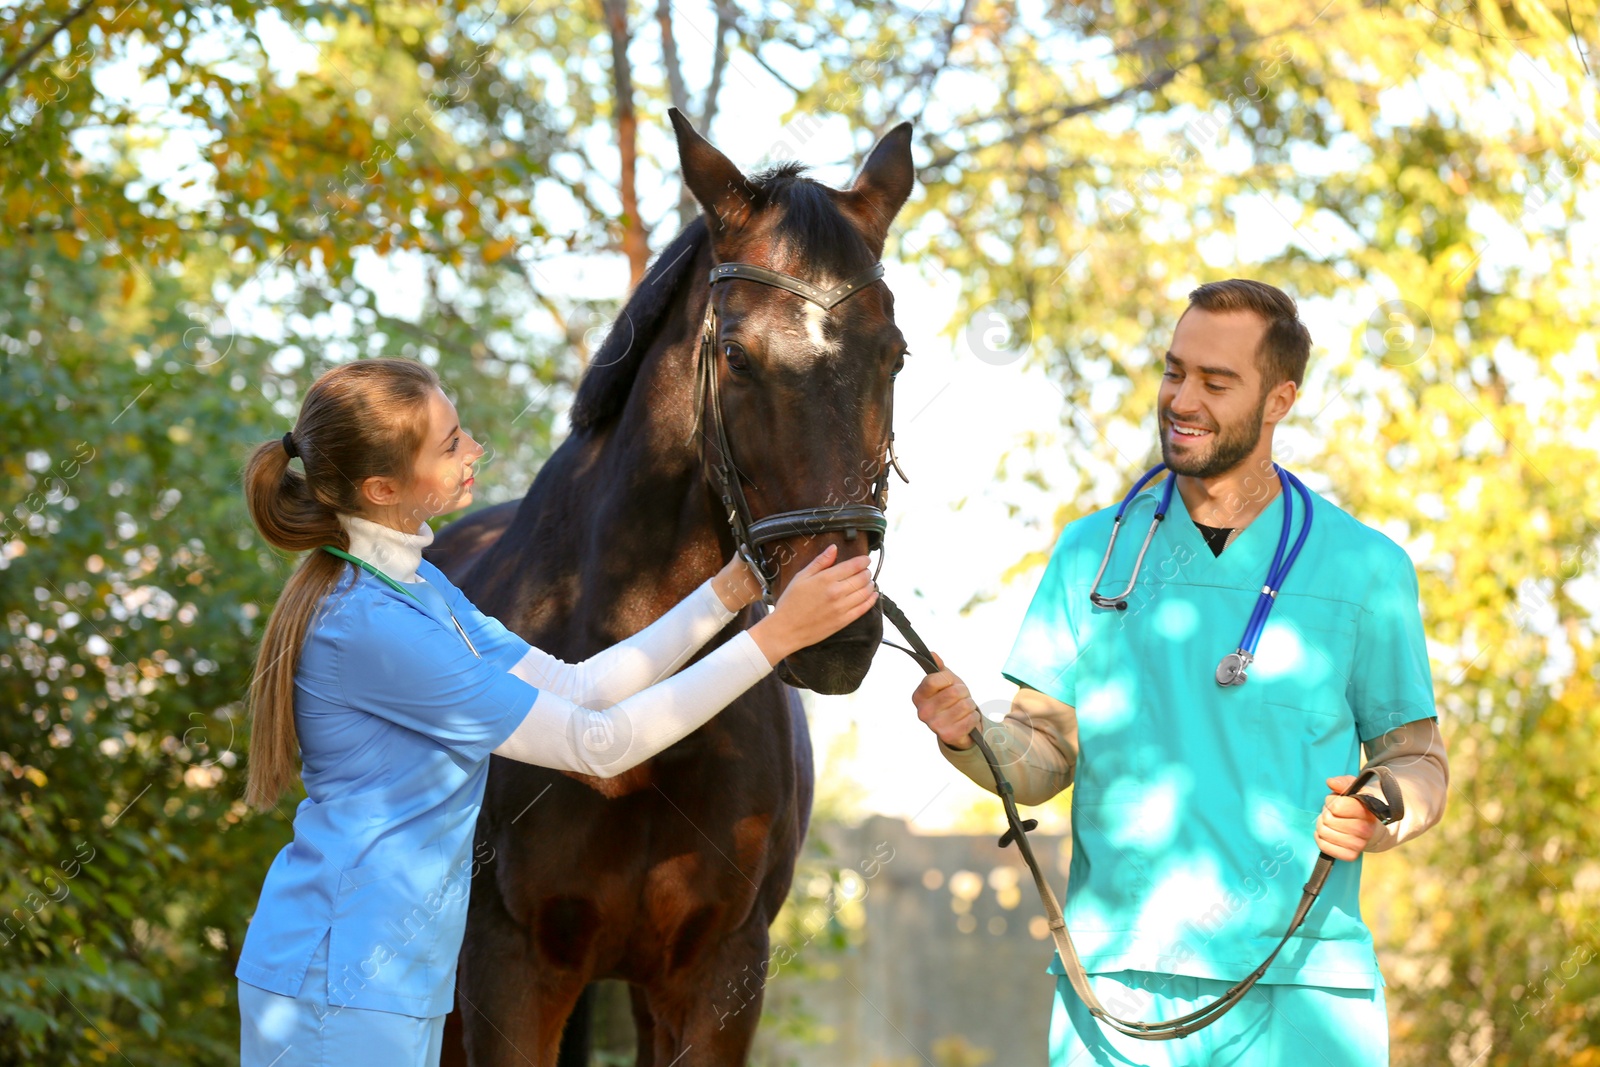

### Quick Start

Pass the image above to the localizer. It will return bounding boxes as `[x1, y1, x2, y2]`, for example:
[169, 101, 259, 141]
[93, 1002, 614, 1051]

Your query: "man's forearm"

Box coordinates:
[1361, 717, 1449, 853]
[938, 688, 1079, 806]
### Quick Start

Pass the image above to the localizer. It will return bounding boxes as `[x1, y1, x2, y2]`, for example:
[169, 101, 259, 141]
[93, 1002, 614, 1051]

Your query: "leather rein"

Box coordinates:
[689, 259, 906, 604]
[873, 595, 1406, 1040]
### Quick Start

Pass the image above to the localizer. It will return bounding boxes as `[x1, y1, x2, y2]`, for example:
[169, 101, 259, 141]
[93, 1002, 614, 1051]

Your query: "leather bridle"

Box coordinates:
[689, 259, 907, 605]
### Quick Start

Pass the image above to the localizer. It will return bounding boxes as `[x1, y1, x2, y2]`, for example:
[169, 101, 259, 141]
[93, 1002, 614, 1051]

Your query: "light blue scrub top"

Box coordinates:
[235, 558, 537, 1017]
[1003, 479, 1436, 989]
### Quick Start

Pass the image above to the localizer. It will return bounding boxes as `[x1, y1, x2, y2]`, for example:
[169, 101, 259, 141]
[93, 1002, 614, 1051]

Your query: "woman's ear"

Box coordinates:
[359, 473, 401, 510]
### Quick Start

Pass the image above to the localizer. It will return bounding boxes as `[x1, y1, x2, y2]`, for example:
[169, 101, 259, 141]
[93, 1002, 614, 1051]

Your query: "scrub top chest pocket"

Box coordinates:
[1249, 595, 1361, 716]
[1247, 595, 1364, 802]
[1071, 576, 1263, 796]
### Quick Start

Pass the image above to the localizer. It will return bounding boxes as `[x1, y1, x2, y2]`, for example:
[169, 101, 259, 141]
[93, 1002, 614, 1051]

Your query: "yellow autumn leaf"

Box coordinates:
[482, 237, 517, 263]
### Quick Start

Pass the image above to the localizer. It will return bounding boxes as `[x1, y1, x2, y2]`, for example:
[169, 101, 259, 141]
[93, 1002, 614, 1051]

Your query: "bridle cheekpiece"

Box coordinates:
[689, 259, 907, 605]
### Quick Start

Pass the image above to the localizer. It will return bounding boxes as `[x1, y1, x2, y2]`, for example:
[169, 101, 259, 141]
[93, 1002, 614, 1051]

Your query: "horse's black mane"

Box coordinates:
[568, 217, 708, 433]
[568, 162, 874, 433]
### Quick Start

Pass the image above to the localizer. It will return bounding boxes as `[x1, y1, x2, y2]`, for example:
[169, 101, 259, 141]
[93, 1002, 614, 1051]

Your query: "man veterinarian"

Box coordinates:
[912, 280, 1449, 1065]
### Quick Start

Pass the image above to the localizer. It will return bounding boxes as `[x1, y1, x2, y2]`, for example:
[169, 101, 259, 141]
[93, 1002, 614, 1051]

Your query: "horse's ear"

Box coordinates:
[670, 107, 761, 242]
[838, 122, 915, 258]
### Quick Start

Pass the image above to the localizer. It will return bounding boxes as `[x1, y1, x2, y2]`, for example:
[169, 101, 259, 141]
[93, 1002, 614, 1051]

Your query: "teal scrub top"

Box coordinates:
[1002, 477, 1436, 989]
[234, 558, 538, 1017]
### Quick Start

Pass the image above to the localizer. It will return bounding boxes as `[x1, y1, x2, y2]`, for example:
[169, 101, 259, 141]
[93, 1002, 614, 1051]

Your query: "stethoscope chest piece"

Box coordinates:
[1215, 650, 1252, 687]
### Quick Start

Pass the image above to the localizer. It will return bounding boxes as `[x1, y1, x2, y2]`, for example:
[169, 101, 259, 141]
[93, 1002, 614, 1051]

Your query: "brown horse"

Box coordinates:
[426, 110, 915, 1066]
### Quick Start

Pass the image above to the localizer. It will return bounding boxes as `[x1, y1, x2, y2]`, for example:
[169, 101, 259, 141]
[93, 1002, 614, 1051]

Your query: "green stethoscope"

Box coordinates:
[321, 545, 481, 658]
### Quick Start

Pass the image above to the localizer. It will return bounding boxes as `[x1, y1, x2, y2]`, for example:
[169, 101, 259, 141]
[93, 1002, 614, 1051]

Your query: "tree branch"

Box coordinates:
[1563, 0, 1591, 77]
[731, 14, 806, 97]
[657, 0, 690, 114]
[918, 38, 1223, 173]
[699, 0, 735, 131]
[423, 262, 518, 369]
[0, 0, 95, 92]
[896, 0, 973, 124]
[657, 0, 702, 229]
[516, 259, 590, 361]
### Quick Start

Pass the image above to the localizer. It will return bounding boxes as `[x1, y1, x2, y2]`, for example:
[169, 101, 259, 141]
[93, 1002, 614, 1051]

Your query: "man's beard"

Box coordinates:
[1160, 391, 1268, 479]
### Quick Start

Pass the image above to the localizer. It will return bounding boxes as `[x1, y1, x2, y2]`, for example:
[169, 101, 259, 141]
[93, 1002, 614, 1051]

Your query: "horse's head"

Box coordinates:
[670, 109, 915, 696]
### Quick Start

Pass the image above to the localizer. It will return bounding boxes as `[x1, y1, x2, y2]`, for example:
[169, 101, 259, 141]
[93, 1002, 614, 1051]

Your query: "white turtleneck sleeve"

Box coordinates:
[489, 580, 776, 775]
[490, 629, 774, 776]
[339, 510, 745, 706]
[333, 510, 775, 775]
[505, 578, 742, 706]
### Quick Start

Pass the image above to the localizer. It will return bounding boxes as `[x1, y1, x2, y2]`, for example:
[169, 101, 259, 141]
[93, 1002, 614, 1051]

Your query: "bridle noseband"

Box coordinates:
[689, 259, 908, 605]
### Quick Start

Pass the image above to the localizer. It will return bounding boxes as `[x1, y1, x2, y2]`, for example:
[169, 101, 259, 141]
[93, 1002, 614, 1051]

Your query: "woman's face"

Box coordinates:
[412, 387, 485, 518]
[360, 386, 485, 527]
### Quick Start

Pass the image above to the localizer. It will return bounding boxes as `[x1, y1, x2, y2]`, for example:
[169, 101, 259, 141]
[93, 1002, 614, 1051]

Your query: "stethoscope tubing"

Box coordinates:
[1237, 469, 1314, 658]
[1088, 463, 1314, 685]
[1088, 471, 1177, 610]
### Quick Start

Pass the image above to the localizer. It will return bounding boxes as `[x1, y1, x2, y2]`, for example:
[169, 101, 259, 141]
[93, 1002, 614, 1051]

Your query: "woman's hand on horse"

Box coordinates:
[712, 552, 766, 610]
[748, 544, 878, 664]
[912, 651, 980, 750]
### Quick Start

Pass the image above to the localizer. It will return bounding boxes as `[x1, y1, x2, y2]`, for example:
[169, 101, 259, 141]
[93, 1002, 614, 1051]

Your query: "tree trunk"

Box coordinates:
[603, 0, 650, 285]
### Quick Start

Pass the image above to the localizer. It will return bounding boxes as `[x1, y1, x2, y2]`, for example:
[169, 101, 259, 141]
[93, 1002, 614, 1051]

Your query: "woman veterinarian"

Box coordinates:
[234, 357, 878, 1066]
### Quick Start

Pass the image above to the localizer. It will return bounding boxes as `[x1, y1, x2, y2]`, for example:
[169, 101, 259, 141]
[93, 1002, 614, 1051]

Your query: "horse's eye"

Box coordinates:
[891, 352, 907, 378]
[724, 342, 750, 373]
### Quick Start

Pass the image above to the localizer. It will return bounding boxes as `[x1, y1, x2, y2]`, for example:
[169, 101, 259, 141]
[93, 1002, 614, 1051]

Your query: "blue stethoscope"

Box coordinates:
[1087, 463, 1313, 687]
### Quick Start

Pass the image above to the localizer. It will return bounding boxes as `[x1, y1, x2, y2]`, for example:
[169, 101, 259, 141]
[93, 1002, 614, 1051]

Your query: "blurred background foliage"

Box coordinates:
[3, 0, 1599, 1063]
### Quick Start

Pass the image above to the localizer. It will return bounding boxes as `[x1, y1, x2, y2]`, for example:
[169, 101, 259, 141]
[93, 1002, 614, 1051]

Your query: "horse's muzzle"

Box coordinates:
[775, 605, 882, 694]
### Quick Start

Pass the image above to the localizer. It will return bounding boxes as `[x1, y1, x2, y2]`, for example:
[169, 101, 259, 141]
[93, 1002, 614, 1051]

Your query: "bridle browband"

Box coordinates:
[689, 259, 907, 605]
[708, 262, 884, 309]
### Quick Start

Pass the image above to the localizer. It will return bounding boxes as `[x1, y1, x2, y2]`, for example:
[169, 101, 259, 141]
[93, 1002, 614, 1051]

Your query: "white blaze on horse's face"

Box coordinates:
[801, 300, 839, 356]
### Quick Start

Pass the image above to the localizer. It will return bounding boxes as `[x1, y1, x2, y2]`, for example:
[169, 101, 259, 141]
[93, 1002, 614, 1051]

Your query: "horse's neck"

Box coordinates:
[578, 318, 731, 630]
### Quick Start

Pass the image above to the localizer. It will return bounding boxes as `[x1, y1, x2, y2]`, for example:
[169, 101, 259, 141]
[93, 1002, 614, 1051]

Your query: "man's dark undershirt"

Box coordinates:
[1194, 521, 1233, 557]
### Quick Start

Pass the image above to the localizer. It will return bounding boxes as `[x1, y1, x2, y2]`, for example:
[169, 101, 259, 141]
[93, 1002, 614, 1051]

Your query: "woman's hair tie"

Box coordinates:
[281, 430, 299, 459]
